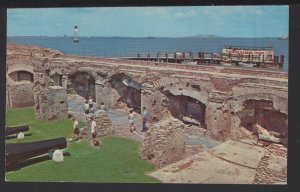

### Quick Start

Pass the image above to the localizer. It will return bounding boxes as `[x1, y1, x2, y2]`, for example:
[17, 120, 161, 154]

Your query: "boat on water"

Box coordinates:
[221, 45, 277, 67]
[146, 36, 154, 39]
[278, 35, 288, 40]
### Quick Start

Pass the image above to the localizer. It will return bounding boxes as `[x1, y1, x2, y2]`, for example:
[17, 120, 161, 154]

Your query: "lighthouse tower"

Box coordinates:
[74, 26, 79, 43]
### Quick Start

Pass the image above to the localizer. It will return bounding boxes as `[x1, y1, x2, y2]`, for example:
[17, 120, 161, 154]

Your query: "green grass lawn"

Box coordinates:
[5, 107, 160, 183]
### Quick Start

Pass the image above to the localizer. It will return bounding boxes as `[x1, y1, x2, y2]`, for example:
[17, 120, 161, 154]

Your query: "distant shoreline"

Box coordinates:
[7, 36, 287, 39]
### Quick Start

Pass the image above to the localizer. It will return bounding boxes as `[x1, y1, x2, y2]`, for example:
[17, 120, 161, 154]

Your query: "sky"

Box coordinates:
[7, 6, 288, 38]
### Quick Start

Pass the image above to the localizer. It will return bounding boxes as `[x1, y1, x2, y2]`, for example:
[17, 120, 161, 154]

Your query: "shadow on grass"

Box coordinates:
[6, 152, 71, 172]
[5, 133, 33, 140]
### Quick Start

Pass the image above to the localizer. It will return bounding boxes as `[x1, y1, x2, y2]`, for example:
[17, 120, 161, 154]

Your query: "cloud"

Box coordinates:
[174, 10, 196, 19]
[201, 6, 265, 17]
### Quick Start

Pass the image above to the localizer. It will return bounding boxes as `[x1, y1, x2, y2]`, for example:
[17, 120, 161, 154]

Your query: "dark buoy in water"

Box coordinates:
[74, 26, 79, 43]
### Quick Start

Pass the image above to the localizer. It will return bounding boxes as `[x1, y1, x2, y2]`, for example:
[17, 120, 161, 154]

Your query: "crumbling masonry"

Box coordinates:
[6, 43, 288, 169]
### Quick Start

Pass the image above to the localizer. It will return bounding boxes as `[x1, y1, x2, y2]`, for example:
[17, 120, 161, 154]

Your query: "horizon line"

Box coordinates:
[7, 35, 288, 38]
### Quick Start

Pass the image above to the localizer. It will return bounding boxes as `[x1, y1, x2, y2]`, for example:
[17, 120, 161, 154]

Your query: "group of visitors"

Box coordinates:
[70, 96, 149, 145]
[84, 96, 94, 120]
[70, 116, 99, 147]
[69, 96, 107, 146]
[84, 96, 106, 120]
[128, 107, 148, 135]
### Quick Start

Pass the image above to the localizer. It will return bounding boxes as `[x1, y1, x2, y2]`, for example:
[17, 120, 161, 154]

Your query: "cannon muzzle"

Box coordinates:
[6, 126, 29, 136]
[5, 137, 67, 170]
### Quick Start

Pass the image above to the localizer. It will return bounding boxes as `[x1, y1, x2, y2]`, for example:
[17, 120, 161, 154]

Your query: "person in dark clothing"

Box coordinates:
[142, 107, 148, 132]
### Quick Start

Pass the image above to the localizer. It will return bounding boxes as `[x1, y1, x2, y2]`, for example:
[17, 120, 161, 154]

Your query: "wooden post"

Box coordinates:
[211, 53, 214, 64]
[174, 53, 177, 63]
[201, 52, 204, 63]
[157, 52, 160, 62]
[166, 53, 168, 63]
[198, 52, 201, 64]
[190, 52, 193, 61]
[274, 56, 279, 66]
[280, 55, 284, 67]
[147, 53, 150, 61]
[251, 54, 253, 64]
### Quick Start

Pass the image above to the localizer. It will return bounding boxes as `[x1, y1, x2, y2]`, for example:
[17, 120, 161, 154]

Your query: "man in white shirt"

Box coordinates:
[90, 117, 97, 146]
[84, 100, 90, 120]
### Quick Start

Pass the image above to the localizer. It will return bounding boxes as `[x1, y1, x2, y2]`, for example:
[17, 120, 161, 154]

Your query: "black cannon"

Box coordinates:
[5, 137, 67, 170]
[5, 125, 29, 136]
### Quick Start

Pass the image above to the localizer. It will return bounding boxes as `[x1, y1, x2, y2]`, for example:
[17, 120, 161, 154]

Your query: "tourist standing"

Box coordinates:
[128, 110, 135, 133]
[88, 96, 93, 109]
[84, 100, 90, 120]
[89, 96, 95, 114]
[90, 116, 97, 146]
[71, 117, 82, 141]
[142, 107, 148, 132]
[100, 102, 105, 111]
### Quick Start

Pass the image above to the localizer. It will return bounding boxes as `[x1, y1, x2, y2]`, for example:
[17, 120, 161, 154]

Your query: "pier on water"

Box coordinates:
[114, 52, 285, 69]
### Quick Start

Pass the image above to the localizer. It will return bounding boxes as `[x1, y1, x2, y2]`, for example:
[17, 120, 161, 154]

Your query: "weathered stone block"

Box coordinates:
[35, 86, 68, 120]
[86, 112, 114, 136]
[7, 82, 34, 108]
[139, 118, 185, 168]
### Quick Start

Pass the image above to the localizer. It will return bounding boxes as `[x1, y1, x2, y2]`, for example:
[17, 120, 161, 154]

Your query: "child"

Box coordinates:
[128, 110, 135, 134]
[130, 124, 137, 134]
[70, 117, 82, 141]
[100, 102, 105, 111]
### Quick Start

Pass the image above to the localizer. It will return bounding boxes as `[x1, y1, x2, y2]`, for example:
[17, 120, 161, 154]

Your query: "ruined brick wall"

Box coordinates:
[35, 86, 68, 120]
[7, 82, 34, 108]
[7, 43, 288, 143]
[6, 44, 63, 109]
[67, 71, 96, 100]
[86, 112, 114, 136]
[95, 80, 113, 109]
[139, 118, 186, 168]
[253, 144, 287, 184]
[95, 112, 114, 136]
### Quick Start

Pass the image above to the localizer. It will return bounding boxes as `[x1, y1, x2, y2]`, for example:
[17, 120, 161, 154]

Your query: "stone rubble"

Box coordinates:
[139, 118, 186, 168]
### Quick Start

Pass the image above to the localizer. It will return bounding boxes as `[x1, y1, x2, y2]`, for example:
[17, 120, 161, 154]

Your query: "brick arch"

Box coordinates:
[7, 64, 34, 76]
[109, 72, 142, 85]
[236, 98, 288, 139]
[233, 92, 287, 115]
[163, 82, 209, 106]
[7, 64, 34, 83]
[67, 71, 96, 100]
[109, 72, 142, 113]
[50, 68, 62, 76]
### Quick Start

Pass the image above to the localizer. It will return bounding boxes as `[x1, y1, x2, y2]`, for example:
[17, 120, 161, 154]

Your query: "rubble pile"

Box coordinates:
[253, 143, 287, 184]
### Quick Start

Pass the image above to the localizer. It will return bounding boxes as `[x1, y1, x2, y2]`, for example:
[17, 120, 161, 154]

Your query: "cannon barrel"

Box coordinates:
[6, 137, 67, 170]
[6, 126, 29, 136]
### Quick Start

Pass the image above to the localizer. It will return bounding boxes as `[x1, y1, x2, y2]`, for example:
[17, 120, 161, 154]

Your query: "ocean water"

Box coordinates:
[7, 37, 288, 72]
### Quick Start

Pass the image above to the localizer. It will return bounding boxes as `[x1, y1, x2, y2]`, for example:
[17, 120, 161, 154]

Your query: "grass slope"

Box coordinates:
[5, 107, 160, 183]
